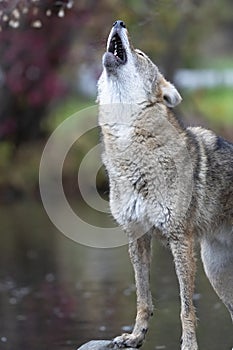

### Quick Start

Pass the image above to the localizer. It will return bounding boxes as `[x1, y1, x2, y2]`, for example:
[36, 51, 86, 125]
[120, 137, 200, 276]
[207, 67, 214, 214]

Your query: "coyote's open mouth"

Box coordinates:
[107, 33, 127, 64]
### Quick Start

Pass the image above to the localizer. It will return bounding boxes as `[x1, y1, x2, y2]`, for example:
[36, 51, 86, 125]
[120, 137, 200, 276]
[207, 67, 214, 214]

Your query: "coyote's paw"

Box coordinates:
[113, 333, 145, 348]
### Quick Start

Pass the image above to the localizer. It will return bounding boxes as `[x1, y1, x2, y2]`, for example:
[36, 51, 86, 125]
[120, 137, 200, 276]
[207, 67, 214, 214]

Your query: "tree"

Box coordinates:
[0, 0, 77, 145]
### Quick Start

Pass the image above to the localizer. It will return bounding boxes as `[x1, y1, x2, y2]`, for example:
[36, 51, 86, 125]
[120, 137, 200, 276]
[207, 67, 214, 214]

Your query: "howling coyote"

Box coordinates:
[97, 20, 233, 350]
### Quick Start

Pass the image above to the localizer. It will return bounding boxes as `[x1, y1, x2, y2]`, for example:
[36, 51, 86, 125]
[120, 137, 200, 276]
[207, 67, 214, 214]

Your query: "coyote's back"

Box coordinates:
[98, 20, 233, 350]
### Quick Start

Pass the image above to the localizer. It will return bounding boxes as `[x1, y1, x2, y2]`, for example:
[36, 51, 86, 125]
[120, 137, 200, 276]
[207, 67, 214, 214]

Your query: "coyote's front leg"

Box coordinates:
[114, 232, 153, 348]
[170, 234, 198, 350]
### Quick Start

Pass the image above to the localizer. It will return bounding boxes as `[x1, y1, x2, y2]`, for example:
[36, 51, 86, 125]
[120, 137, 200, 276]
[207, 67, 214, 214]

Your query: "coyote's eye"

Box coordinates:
[135, 50, 146, 58]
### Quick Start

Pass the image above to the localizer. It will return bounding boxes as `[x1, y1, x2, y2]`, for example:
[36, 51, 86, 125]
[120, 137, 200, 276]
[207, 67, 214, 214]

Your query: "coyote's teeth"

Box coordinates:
[107, 33, 126, 62]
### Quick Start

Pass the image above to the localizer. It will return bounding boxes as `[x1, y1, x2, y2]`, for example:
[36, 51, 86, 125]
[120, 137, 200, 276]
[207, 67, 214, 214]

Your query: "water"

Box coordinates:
[0, 200, 232, 350]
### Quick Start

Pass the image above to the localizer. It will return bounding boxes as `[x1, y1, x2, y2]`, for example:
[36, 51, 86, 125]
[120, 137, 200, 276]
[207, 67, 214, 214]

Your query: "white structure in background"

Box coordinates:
[76, 63, 99, 97]
[76, 67, 233, 98]
[175, 69, 233, 89]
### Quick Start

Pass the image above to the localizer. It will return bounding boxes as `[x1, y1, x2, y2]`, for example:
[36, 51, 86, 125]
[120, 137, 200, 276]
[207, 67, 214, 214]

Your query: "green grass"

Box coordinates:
[44, 95, 94, 131]
[193, 88, 233, 125]
[182, 88, 233, 127]
[0, 96, 95, 189]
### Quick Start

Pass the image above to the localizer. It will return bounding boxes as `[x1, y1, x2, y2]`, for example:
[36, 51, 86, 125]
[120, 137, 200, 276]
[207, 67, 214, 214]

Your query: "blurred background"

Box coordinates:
[0, 1, 232, 350]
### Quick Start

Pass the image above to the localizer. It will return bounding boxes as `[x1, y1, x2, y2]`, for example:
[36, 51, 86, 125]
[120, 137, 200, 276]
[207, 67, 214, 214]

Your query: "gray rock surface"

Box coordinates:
[77, 340, 136, 350]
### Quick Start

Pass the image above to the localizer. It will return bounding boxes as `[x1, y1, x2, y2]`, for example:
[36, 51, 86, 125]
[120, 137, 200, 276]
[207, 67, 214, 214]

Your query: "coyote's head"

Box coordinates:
[98, 20, 181, 107]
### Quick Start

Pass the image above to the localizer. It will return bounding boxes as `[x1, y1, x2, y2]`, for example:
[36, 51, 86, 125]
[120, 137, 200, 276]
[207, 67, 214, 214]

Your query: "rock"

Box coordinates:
[77, 340, 136, 350]
[77, 340, 112, 350]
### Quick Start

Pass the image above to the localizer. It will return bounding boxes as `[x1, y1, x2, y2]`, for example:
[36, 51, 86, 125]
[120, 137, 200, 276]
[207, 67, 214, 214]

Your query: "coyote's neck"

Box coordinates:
[97, 71, 148, 105]
[98, 102, 185, 145]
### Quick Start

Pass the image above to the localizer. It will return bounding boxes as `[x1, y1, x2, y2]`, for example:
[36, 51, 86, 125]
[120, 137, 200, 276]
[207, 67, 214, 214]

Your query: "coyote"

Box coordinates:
[97, 20, 233, 350]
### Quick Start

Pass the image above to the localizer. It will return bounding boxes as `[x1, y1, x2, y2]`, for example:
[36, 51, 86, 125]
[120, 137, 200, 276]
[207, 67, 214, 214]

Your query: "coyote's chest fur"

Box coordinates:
[99, 103, 191, 234]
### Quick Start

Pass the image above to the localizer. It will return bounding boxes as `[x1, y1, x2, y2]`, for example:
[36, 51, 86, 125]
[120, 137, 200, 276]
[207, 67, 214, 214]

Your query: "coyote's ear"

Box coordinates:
[161, 79, 182, 108]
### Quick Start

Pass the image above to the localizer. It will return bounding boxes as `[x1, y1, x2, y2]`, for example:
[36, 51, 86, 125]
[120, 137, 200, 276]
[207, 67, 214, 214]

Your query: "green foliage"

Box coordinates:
[193, 88, 233, 126]
[0, 142, 13, 166]
[44, 96, 94, 131]
[0, 141, 41, 191]
[181, 87, 233, 133]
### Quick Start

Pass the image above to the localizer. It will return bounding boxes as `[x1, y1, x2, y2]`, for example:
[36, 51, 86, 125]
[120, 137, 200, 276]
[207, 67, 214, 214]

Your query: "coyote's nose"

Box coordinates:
[113, 20, 126, 29]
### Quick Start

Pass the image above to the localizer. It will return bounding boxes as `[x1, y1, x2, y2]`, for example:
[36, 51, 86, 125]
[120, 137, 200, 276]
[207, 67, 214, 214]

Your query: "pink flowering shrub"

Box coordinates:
[0, 1, 76, 144]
